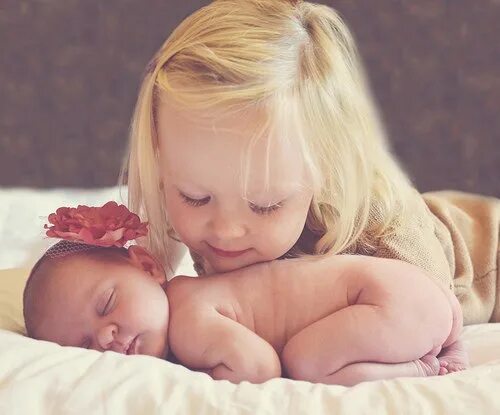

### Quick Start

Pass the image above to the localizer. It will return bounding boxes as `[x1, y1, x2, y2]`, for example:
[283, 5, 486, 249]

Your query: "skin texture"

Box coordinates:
[157, 102, 314, 274]
[30, 246, 170, 359]
[31, 248, 467, 386]
[166, 253, 466, 385]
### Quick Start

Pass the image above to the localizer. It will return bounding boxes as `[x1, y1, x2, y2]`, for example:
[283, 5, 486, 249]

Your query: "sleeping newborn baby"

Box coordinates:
[24, 240, 468, 386]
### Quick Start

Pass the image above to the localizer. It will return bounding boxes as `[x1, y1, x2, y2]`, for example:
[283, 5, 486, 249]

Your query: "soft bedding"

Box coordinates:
[1, 187, 499, 414]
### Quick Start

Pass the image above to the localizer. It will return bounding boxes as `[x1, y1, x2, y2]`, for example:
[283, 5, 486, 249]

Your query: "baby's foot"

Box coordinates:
[437, 340, 470, 375]
[413, 354, 440, 377]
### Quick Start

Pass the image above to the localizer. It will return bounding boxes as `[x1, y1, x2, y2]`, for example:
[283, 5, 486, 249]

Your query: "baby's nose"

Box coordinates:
[96, 323, 118, 350]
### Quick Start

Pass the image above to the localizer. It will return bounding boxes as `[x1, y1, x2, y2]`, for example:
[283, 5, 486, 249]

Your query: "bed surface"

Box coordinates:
[0, 186, 499, 414]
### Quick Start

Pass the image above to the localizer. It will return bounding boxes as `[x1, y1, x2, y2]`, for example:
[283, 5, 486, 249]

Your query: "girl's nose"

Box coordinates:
[96, 323, 118, 350]
[209, 212, 247, 241]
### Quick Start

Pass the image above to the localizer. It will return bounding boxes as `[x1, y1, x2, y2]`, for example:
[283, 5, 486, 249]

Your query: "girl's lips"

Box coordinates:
[209, 245, 251, 258]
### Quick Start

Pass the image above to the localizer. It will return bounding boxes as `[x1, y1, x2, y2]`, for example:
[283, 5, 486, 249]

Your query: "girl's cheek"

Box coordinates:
[164, 195, 188, 224]
[170, 207, 204, 243]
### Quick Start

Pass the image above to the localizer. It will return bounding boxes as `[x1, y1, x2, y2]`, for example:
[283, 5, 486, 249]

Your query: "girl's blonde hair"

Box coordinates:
[121, 0, 413, 271]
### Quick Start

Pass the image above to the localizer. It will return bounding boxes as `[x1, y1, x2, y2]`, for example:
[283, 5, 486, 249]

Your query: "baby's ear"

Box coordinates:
[127, 245, 165, 284]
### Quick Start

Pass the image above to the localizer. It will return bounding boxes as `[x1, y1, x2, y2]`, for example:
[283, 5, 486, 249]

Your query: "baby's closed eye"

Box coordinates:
[99, 287, 116, 316]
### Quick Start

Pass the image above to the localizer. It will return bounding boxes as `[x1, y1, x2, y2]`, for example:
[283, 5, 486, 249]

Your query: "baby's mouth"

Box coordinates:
[125, 336, 138, 355]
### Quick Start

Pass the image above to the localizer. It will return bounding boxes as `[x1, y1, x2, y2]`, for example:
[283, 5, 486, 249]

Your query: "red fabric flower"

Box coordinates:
[45, 201, 148, 247]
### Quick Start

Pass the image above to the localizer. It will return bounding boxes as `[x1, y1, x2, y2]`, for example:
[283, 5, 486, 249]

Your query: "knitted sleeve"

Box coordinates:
[374, 192, 455, 291]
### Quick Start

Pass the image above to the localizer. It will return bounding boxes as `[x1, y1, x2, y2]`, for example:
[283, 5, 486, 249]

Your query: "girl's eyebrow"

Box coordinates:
[243, 183, 304, 200]
[248, 181, 306, 192]
[172, 180, 210, 193]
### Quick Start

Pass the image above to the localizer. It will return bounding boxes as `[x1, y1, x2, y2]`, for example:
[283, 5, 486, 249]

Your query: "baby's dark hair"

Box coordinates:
[23, 241, 129, 339]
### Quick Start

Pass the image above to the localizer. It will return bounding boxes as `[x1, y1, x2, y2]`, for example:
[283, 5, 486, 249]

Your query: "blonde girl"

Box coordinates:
[122, 0, 499, 326]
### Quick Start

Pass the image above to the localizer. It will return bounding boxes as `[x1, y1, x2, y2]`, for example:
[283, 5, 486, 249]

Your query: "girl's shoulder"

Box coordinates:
[422, 190, 500, 214]
[373, 188, 499, 291]
[388, 188, 499, 234]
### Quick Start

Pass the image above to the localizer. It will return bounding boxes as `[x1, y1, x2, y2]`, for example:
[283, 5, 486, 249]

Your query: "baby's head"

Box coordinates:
[125, 0, 412, 271]
[24, 241, 169, 358]
[24, 204, 170, 358]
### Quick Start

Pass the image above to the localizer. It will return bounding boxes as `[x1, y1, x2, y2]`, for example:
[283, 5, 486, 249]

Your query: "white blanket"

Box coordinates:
[0, 326, 499, 414]
[0, 187, 499, 414]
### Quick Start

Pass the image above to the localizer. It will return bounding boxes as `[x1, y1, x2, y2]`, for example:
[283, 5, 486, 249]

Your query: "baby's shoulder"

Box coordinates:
[169, 276, 232, 319]
[167, 280, 231, 362]
[167, 276, 208, 310]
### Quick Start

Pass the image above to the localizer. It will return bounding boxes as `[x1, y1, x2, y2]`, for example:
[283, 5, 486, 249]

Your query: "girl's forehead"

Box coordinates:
[157, 102, 308, 189]
[157, 101, 268, 146]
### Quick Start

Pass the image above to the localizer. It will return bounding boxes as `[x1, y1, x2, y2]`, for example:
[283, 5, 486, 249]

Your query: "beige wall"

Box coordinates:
[0, 1, 498, 196]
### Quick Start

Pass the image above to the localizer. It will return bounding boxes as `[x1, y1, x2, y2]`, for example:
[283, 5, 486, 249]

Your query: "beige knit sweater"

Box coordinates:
[375, 190, 499, 325]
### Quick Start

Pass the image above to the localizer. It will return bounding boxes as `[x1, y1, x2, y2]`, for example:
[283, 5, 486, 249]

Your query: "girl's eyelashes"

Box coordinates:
[177, 189, 284, 214]
[178, 191, 211, 207]
[248, 201, 283, 215]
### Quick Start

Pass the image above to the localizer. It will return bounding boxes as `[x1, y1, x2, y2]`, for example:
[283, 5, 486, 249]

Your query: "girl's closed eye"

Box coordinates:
[178, 187, 285, 214]
[178, 190, 211, 207]
[248, 201, 284, 216]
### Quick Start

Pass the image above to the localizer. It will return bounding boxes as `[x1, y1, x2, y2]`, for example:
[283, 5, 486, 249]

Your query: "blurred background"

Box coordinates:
[0, 0, 499, 196]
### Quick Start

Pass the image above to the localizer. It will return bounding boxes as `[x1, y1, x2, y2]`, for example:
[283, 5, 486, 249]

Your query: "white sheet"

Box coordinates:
[0, 326, 499, 414]
[1, 186, 499, 414]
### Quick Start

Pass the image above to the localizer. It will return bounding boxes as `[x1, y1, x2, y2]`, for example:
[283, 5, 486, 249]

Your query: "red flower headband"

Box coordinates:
[44, 201, 148, 248]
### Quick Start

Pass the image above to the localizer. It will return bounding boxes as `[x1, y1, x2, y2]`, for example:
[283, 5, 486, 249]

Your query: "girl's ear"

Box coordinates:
[127, 245, 165, 284]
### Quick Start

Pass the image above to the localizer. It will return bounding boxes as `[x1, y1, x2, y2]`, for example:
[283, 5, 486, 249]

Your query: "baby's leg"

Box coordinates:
[436, 286, 469, 374]
[437, 339, 469, 374]
[318, 354, 441, 386]
[282, 304, 438, 384]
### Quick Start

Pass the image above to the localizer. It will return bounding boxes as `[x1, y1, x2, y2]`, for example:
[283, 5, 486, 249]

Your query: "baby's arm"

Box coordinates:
[170, 308, 281, 384]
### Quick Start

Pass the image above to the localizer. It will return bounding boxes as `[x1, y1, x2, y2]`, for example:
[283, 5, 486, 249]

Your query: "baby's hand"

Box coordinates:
[169, 299, 281, 384]
[207, 359, 281, 384]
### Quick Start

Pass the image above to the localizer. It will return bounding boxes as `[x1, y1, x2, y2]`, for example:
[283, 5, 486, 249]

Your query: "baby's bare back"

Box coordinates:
[169, 255, 460, 356]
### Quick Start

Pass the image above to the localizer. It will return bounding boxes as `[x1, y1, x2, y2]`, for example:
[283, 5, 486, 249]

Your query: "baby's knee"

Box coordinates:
[282, 354, 319, 382]
[281, 341, 321, 382]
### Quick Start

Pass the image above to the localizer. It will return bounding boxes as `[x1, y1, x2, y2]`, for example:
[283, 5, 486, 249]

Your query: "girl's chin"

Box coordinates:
[208, 257, 263, 274]
[211, 264, 240, 273]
